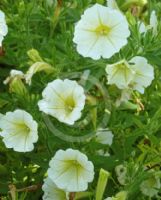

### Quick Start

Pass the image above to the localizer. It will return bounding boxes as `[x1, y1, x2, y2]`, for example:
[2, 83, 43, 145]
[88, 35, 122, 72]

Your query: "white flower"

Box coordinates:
[3, 69, 25, 85]
[38, 79, 86, 125]
[130, 56, 154, 94]
[140, 173, 161, 197]
[107, 0, 119, 10]
[115, 165, 127, 185]
[138, 21, 147, 34]
[25, 62, 54, 85]
[42, 177, 69, 200]
[73, 4, 130, 60]
[0, 109, 38, 152]
[47, 148, 94, 192]
[106, 57, 154, 94]
[150, 10, 158, 36]
[106, 60, 135, 89]
[95, 128, 113, 145]
[0, 10, 8, 46]
[138, 10, 158, 36]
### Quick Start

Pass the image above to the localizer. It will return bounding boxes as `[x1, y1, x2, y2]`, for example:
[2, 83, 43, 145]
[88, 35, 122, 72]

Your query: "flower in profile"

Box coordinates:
[0, 109, 38, 152]
[3, 69, 25, 85]
[0, 10, 8, 46]
[73, 4, 130, 60]
[47, 148, 94, 192]
[38, 79, 86, 125]
[42, 177, 69, 200]
[150, 10, 158, 36]
[130, 56, 154, 94]
[95, 128, 113, 145]
[25, 62, 54, 85]
[106, 60, 135, 89]
[106, 56, 154, 94]
[139, 10, 158, 36]
[140, 172, 161, 197]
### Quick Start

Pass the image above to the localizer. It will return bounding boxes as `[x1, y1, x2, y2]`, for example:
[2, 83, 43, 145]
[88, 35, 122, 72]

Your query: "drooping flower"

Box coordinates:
[140, 172, 161, 197]
[73, 4, 130, 60]
[106, 60, 135, 89]
[38, 79, 86, 125]
[3, 69, 25, 85]
[25, 62, 54, 85]
[95, 128, 113, 145]
[42, 177, 69, 200]
[0, 10, 8, 46]
[129, 56, 154, 94]
[47, 148, 94, 192]
[0, 109, 38, 152]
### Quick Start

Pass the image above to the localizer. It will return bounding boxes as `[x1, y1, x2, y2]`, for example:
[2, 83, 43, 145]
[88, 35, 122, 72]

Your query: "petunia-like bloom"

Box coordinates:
[140, 172, 161, 197]
[106, 60, 135, 89]
[38, 79, 86, 125]
[73, 4, 130, 60]
[0, 109, 38, 152]
[0, 10, 8, 46]
[106, 57, 154, 94]
[95, 128, 113, 145]
[42, 177, 69, 200]
[3, 69, 25, 85]
[130, 56, 154, 94]
[139, 10, 158, 36]
[48, 148, 94, 192]
[25, 62, 54, 85]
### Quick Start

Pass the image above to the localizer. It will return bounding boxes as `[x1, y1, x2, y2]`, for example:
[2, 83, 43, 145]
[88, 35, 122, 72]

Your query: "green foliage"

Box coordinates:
[0, 0, 161, 200]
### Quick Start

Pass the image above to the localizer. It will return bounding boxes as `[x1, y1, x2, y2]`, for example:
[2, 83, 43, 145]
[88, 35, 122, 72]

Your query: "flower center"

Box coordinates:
[64, 96, 75, 113]
[15, 123, 30, 135]
[95, 24, 111, 35]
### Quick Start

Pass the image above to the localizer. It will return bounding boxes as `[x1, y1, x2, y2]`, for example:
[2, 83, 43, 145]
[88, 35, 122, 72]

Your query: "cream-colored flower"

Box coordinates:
[95, 128, 113, 145]
[130, 56, 154, 94]
[106, 57, 154, 93]
[150, 10, 158, 36]
[25, 62, 54, 85]
[140, 173, 161, 197]
[106, 60, 135, 89]
[42, 177, 69, 200]
[48, 149, 94, 192]
[0, 109, 38, 152]
[0, 10, 8, 46]
[73, 4, 130, 60]
[3, 69, 25, 85]
[139, 10, 158, 36]
[115, 164, 127, 185]
[38, 79, 86, 125]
